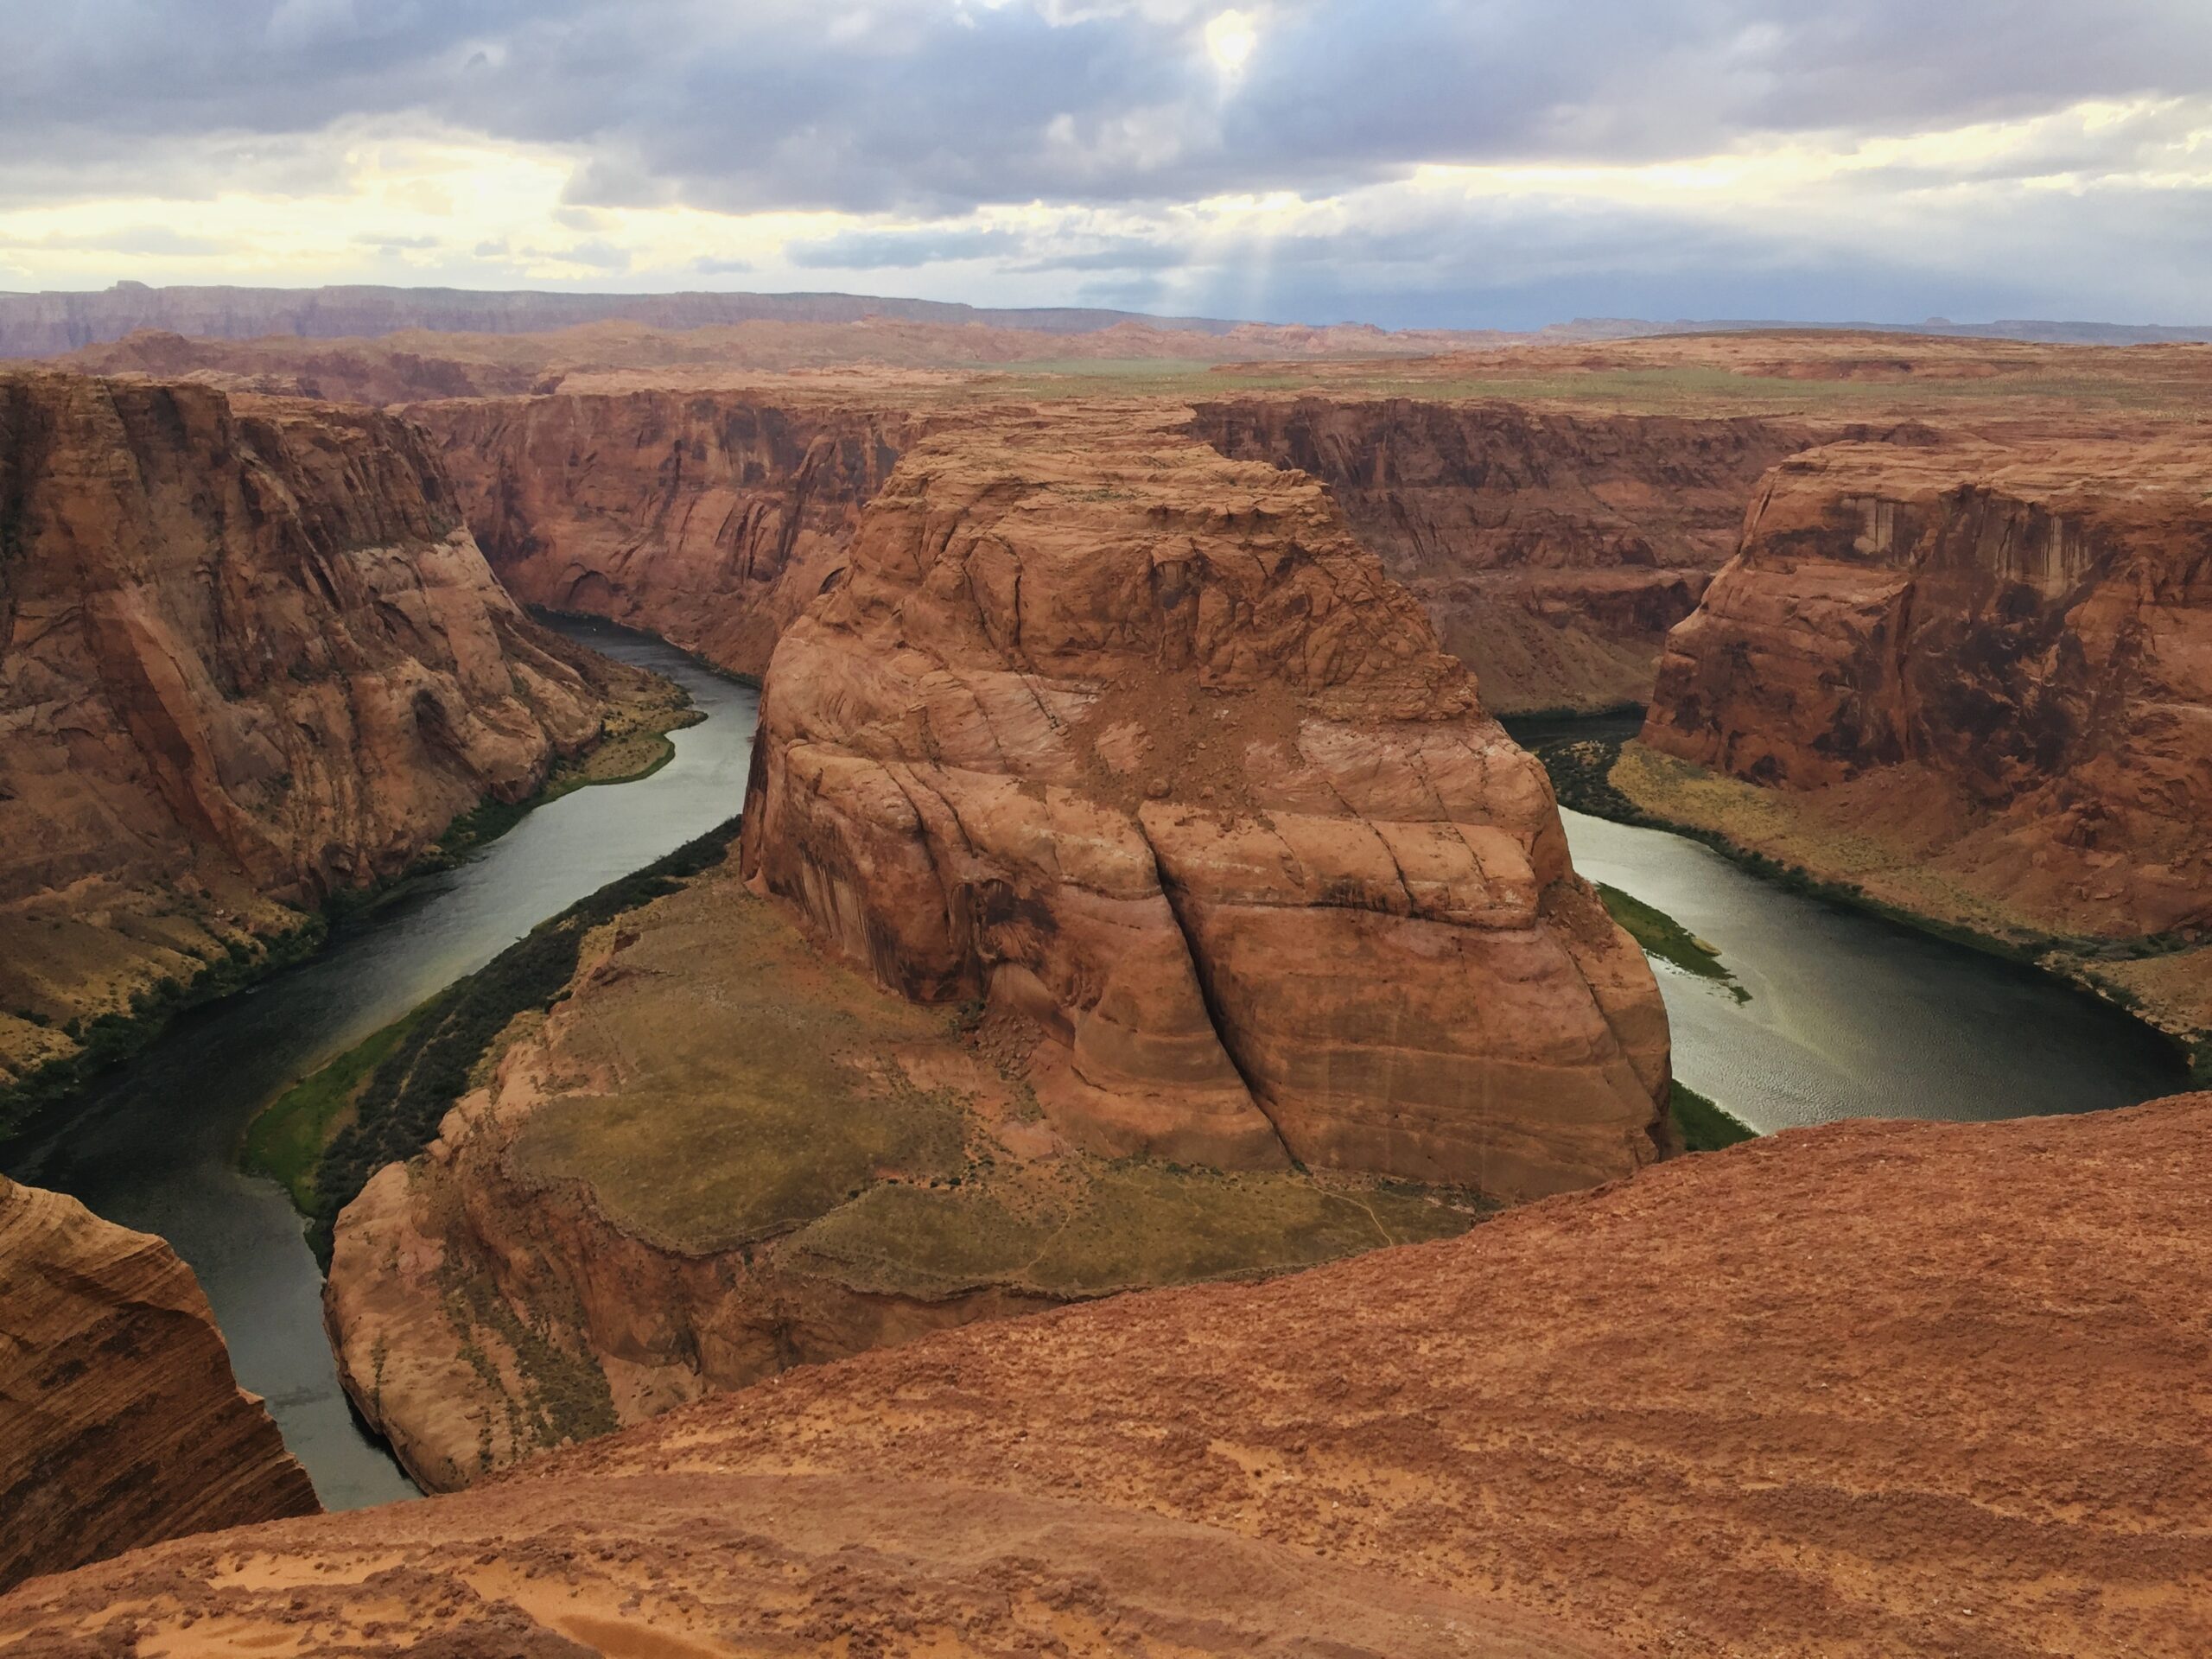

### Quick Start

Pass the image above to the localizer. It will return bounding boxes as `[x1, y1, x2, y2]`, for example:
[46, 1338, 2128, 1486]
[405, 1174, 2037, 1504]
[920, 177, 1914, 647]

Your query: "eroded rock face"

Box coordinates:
[0, 1177, 317, 1591]
[0, 372, 608, 1093]
[416, 392, 921, 678]
[1643, 434, 2212, 935]
[21, 1096, 2212, 1657]
[1191, 397, 1811, 710]
[741, 410, 1669, 1198]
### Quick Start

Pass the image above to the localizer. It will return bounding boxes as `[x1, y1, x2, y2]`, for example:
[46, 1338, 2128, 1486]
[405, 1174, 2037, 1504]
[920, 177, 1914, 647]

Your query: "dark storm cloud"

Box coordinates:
[8, 1, 2211, 214]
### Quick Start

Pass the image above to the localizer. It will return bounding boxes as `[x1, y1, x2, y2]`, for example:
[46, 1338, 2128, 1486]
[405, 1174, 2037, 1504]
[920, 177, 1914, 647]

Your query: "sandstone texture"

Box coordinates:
[1192, 397, 1810, 710]
[1642, 433, 2212, 941]
[0, 1176, 317, 1592]
[741, 408, 1669, 1196]
[416, 391, 920, 679]
[325, 853, 1471, 1491]
[16, 1095, 2212, 1656]
[0, 372, 615, 1098]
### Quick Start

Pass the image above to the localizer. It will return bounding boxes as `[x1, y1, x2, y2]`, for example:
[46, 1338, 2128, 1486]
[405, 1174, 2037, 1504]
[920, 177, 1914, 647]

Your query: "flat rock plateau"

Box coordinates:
[12, 1095, 2211, 1656]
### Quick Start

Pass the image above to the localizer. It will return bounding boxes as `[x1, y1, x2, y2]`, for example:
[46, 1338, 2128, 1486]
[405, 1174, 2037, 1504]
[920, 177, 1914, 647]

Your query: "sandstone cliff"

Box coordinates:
[0, 1176, 317, 1591]
[1640, 433, 2212, 941]
[741, 409, 1669, 1197]
[0, 372, 613, 1110]
[415, 391, 920, 679]
[19, 1095, 2212, 1657]
[1191, 397, 1811, 710]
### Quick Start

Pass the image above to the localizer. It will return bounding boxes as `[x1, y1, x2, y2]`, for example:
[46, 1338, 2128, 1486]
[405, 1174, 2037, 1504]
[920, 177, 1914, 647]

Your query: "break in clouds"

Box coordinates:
[3, 0, 2210, 324]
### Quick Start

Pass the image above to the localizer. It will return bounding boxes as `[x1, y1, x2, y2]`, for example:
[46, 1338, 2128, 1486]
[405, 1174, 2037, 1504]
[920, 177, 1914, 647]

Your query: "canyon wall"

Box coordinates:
[23, 1094, 2212, 1657]
[1641, 434, 2212, 939]
[1191, 397, 1811, 710]
[416, 392, 920, 679]
[0, 371, 612, 1108]
[741, 410, 1669, 1197]
[0, 1176, 318, 1591]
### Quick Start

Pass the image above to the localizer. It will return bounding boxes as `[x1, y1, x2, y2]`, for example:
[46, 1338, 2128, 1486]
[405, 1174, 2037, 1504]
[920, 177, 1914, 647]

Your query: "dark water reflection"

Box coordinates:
[3, 620, 759, 1509]
[1560, 805, 2188, 1132]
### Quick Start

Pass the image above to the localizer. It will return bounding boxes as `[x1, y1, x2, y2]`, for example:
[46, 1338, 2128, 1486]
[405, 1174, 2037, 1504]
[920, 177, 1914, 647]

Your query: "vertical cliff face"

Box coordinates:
[0, 1176, 319, 1591]
[1642, 435, 2212, 936]
[1190, 397, 1812, 711]
[741, 410, 1669, 1199]
[415, 392, 920, 679]
[0, 372, 608, 1103]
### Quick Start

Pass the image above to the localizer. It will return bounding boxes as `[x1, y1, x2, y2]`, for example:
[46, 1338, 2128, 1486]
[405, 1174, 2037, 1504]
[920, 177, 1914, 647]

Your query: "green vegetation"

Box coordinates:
[241, 1009, 429, 1210]
[274, 815, 745, 1263]
[0, 918, 327, 1146]
[1598, 884, 1747, 1003]
[1670, 1081, 1758, 1154]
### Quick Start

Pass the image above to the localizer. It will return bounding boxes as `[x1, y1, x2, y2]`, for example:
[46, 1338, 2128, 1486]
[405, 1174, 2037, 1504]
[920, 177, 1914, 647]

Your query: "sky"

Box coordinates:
[4, 0, 2210, 328]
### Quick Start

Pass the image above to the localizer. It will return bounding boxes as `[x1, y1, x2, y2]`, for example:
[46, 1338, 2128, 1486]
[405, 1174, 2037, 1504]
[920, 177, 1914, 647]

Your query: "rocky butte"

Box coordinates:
[0, 372, 635, 1123]
[10, 1095, 2209, 1656]
[316, 404, 1668, 1489]
[0, 1175, 318, 1592]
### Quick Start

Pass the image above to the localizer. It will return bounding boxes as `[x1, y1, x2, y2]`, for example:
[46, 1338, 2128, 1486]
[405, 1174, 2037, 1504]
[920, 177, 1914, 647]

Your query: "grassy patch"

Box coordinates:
[241, 1009, 429, 1210]
[1670, 1081, 1758, 1154]
[1598, 884, 1747, 1003]
[291, 816, 745, 1263]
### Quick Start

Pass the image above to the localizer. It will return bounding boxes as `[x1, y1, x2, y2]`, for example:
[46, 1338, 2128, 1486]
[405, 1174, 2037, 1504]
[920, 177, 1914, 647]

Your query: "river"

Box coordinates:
[1560, 805, 2189, 1131]
[2, 619, 760, 1510]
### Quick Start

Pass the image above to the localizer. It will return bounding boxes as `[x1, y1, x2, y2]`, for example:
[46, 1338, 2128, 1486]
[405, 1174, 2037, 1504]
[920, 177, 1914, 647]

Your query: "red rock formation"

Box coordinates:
[1642, 433, 2212, 936]
[741, 410, 1669, 1198]
[0, 1176, 317, 1591]
[1191, 397, 1811, 709]
[0, 371, 609, 1096]
[416, 391, 919, 678]
[17, 1094, 2212, 1657]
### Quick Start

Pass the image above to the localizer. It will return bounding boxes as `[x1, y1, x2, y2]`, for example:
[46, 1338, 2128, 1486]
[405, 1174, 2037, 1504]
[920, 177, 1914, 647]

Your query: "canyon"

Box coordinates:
[0, 1175, 318, 1592]
[7, 313, 2212, 1652]
[0, 372, 645, 1127]
[12, 1093, 2209, 1656]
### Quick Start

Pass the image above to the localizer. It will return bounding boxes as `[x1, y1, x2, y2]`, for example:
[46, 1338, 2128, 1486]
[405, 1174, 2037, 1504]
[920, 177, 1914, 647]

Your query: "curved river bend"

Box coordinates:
[3, 620, 759, 1510]
[3, 651, 2184, 1506]
[1561, 806, 2187, 1132]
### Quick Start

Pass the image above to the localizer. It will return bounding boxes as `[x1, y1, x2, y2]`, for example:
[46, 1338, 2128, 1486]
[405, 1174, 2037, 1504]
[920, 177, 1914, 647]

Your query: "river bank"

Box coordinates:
[1508, 714, 2194, 1135]
[1, 620, 761, 1508]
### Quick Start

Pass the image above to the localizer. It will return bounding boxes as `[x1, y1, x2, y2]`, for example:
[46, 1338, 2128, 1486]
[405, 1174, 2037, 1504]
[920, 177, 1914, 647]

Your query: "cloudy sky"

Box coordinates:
[6, 0, 2210, 327]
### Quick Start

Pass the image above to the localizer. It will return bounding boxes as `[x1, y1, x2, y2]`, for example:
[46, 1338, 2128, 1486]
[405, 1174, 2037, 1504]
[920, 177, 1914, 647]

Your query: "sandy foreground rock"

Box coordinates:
[14, 1096, 2212, 1656]
[0, 372, 620, 1098]
[739, 404, 1670, 1195]
[0, 1177, 317, 1592]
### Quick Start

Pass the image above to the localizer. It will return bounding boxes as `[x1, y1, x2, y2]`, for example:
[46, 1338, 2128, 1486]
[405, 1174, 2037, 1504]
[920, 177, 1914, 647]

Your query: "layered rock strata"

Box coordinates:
[415, 391, 921, 679]
[0, 372, 613, 1099]
[1191, 397, 1811, 709]
[16, 1095, 2211, 1656]
[0, 1176, 317, 1591]
[1641, 433, 2212, 940]
[741, 410, 1669, 1197]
